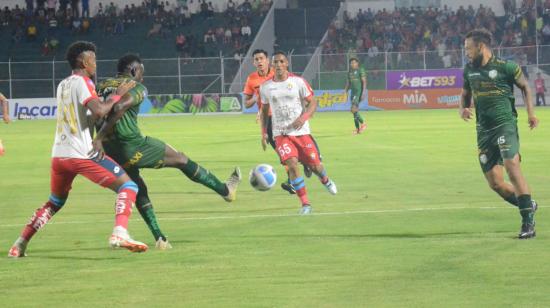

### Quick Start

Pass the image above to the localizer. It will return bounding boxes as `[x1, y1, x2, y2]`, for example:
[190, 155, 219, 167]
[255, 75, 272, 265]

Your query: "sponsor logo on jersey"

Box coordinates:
[488, 70, 498, 79]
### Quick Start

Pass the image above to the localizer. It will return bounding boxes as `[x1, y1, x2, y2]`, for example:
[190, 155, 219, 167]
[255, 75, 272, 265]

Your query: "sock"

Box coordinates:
[517, 194, 534, 225]
[21, 195, 65, 241]
[353, 112, 360, 129]
[357, 113, 364, 124]
[317, 169, 329, 185]
[503, 193, 519, 207]
[181, 158, 228, 196]
[114, 181, 138, 230]
[291, 177, 309, 205]
[136, 200, 165, 241]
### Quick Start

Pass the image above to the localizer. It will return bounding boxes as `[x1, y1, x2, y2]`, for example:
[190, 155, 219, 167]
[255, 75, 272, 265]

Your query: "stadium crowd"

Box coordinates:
[323, 0, 544, 71]
[0, 0, 272, 58]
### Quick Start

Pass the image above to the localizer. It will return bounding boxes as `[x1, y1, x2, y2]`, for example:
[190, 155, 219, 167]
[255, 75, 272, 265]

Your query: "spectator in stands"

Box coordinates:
[82, 17, 90, 33]
[71, 0, 80, 17]
[27, 23, 38, 41]
[0, 7, 10, 26]
[176, 33, 186, 52]
[82, 0, 90, 17]
[241, 21, 252, 40]
[203, 28, 216, 44]
[187, 0, 199, 17]
[46, 0, 57, 15]
[114, 18, 124, 34]
[224, 27, 232, 44]
[36, 5, 48, 24]
[25, 0, 34, 17]
[147, 18, 162, 38]
[72, 17, 82, 33]
[60, 0, 68, 12]
[199, 0, 208, 20]
[41, 37, 51, 55]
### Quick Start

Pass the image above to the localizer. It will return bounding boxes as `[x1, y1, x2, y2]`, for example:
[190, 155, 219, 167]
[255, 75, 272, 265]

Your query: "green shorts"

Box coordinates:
[477, 123, 520, 173]
[104, 136, 166, 171]
[350, 89, 363, 106]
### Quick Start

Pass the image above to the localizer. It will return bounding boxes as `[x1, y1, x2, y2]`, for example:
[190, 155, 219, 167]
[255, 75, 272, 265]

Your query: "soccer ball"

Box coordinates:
[249, 164, 277, 191]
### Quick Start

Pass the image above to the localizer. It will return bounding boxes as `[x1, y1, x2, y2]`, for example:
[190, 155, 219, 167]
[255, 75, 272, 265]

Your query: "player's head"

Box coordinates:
[272, 51, 289, 78]
[252, 49, 269, 72]
[66, 41, 97, 77]
[117, 53, 144, 82]
[465, 28, 492, 68]
[349, 57, 359, 70]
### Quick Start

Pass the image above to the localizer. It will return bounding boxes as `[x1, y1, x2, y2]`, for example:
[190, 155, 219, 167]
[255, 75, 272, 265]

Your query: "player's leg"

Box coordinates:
[351, 92, 366, 134]
[78, 156, 148, 252]
[268, 115, 296, 194]
[499, 127, 536, 239]
[162, 141, 241, 202]
[128, 168, 171, 249]
[298, 135, 337, 195]
[483, 165, 519, 207]
[8, 158, 74, 258]
[276, 136, 311, 214]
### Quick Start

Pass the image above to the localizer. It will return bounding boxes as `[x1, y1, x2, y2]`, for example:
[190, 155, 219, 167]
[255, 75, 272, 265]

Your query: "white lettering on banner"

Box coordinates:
[10, 98, 58, 119]
[403, 91, 427, 104]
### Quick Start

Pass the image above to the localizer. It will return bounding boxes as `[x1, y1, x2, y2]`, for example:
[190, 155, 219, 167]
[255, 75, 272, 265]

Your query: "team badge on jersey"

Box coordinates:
[488, 70, 498, 79]
[287, 83, 293, 90]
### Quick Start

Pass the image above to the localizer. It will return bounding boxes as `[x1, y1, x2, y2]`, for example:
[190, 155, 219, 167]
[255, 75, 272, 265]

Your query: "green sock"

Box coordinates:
[503, 193, 519, 207]
[517, 194, 534, 225]
[136, 201, 165, 241]
[357, 113, 364, 124]
[181, 158, 228, 196]
[353, 113, 360, 129]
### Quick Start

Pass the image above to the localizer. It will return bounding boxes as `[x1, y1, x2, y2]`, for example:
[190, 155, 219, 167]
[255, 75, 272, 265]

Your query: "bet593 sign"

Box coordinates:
[386, 69, 463, 90]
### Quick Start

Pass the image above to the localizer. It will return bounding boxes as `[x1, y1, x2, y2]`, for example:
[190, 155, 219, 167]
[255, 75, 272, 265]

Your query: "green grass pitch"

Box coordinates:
[1, 109, 549, 307]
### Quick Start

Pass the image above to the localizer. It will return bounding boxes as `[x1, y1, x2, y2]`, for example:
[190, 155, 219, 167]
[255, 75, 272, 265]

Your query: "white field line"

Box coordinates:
[0, 205, 518, 228]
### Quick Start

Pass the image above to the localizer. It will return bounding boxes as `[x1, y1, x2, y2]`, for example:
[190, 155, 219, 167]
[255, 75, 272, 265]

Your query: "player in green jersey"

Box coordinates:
[94, 54, 242, 249]
[344, 58, 367, 134]
[460, 28, 539, 239]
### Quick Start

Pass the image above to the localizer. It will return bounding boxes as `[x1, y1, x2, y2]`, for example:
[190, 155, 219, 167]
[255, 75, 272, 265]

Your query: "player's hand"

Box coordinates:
[291, 116, 306, 130]
[89, 138, 105, 161]
[459, 107, 473, 121]
[528, 115, 539, 130]
[115, 80, 136, 96]
[360, 92, 366, 101]
[3, 115, 10, 124]
[261, 135, 267, 151]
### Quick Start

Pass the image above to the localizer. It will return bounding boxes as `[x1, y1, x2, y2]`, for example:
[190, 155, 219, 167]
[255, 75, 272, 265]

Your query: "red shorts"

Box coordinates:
[274, 135, 321, 165]
[50, 156, 126, 197]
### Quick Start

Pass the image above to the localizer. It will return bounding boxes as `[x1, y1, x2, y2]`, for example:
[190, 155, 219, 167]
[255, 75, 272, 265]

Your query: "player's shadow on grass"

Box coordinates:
[32, 255, 123, 261]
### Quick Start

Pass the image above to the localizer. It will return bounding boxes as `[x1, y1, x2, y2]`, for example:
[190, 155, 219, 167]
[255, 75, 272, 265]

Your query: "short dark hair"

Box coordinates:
[349, 57, 359, 64]
[117, 53, 142, 74]
[272, 51, 287, 58]
[66, 41, 96, 69]
[465, 28, 493, 48]
[252, 49, 268, 57]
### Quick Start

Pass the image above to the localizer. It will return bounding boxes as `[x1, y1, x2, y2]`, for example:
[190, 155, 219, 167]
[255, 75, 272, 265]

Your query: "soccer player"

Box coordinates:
[534, 72, 546, 106]
[0, 92, 10, 156]
[343, 58, 367, 135]
[243, 49, 297, 194]
[8, 41, 148, 258]
[95, 54, 242, 248]
[460, 29, 539, 239]
[259, 51, 337, 215]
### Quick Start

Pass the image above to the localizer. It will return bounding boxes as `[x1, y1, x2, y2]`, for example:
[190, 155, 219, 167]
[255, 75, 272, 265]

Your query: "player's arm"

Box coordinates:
[361, 71, 367, 100]
[459, 69, 473, 121]
[0, 93, 10, 123]
[292, 95, 317, 130]
[260, 101, 270, 151]
[86, 80, 135, 120]
[244, 94, 257, 108]
[515, 74, 538, 129]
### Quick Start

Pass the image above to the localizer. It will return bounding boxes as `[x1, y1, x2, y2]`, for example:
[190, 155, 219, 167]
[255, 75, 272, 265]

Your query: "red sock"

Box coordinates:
[296, 187, 310, 206]
[21, 201, 60, 241]
[114, 188, 136, 229]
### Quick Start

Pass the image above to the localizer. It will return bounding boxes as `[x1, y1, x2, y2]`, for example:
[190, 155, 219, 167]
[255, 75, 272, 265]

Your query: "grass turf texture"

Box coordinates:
[1, 109, 549, 307]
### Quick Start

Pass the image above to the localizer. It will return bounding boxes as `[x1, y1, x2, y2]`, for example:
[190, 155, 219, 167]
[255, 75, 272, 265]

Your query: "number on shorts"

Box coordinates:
[277, 144, 292, 156]
[497, 136, 506, 145]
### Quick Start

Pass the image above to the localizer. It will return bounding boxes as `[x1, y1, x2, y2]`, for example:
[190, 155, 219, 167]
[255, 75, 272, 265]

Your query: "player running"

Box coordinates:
[8, 41, 147, 258]
[460, 29, 539, 239]
[95, 54, 242, 249]
[259, 51, 337, 215]
[343, 58, 367, 134]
